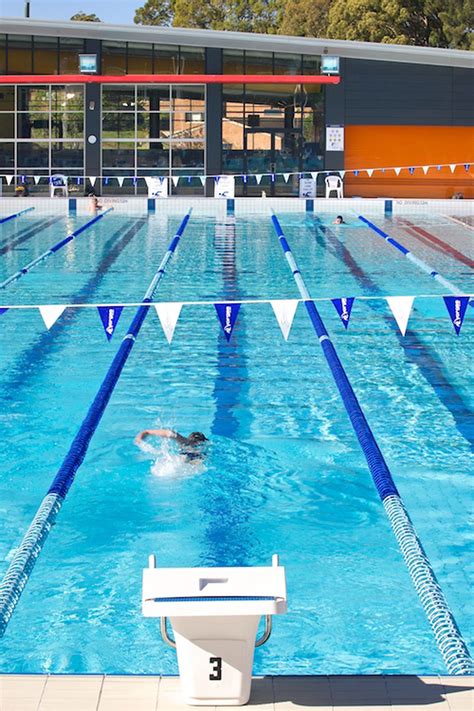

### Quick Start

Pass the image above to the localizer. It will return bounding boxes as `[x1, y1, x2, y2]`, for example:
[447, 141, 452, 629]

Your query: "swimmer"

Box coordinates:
[90, 194, 103, 213]
[333, 215, 345, 224]
[134, 428, 208, 463]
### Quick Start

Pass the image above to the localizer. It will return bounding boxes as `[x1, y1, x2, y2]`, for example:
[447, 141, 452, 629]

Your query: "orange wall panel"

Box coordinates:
[344, 126, 474, 198]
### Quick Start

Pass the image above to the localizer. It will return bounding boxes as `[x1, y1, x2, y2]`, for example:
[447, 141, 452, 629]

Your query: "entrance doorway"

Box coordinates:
[244, 128, 302, 196]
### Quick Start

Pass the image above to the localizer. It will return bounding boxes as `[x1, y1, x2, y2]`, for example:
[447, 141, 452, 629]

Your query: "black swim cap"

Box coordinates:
[188, 432, 208, 443]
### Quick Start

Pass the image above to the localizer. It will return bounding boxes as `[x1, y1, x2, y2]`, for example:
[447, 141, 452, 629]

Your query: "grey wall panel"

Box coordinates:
[345, 59, 474, 126]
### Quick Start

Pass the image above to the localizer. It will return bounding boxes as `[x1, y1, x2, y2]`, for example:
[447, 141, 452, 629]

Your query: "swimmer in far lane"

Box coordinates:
[134, 428, 208, 463]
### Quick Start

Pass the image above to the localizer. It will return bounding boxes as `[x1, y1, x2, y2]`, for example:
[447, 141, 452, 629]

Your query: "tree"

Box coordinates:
[134, 0, 174, 25]
[70, 11, 101, 21]
[279, 0, 332, 38]
[326, 0, 473, 48]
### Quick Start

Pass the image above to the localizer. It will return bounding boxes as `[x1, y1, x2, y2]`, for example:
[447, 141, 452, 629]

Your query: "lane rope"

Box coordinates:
[358, 214, 473, 307]
[0, 209, 192, 637]
[0, 207, 35, 225]
[0, 208, 113, 290]
[270, 209, 474, 674]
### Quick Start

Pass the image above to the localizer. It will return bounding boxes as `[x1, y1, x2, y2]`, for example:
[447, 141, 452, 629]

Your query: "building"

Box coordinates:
[0, 17, 473, 197]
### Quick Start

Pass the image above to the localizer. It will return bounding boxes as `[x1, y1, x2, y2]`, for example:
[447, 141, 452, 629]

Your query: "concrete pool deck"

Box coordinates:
[0, 675, 472, 711]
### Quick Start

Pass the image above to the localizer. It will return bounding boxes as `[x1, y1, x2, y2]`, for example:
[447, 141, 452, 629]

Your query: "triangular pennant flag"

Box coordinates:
[199, 176, 206, 186]
[33, 176, 41, 185]
[366, 169, 374, 177]
[154, 302, 183, 344]
[171, 176, 179, 187]
[386, 296, 414, 336]
[283, 173, 291, 183]
[5, 175, 13, 186]
[449, 164, 456, 173]
[443, 296, 469, 335]
[0, 308, 8, 315]
[117, 176, 125, 187]
[215, 302, 241, 342]
[89, 176, 96, 187]
[255, 174, 263, 185]
[310, 172, 318, 180]
[464, 164, 470, 172]
[338, 170, 345, 179]
[331, 297, 355, 329]
[353, 170, 359, 176]
[39, 305, 66, 330]
[408, 167, 415, 175]
[422, 165, 430, 175]
[97, 306, 124, 341]
[394, 167, 401, 176]
[270, 300, 298, 341]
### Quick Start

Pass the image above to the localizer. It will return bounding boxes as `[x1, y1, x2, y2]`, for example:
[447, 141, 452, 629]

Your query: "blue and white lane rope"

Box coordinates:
[358, 215, 473, 306]
[0, 207, 35, 225]
[0, 209, 192, 637]
[270, 210, 473, 675]
[0, 208, 113, 289]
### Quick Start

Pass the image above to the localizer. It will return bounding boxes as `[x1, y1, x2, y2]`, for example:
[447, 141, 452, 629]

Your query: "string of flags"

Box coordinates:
[0, 295, 471, 339]
[3, 161, 472, 187]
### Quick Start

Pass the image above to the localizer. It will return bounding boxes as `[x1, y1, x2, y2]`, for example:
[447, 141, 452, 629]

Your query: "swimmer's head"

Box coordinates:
[188, 432, 208, 445]
[335, 215, 344, 224]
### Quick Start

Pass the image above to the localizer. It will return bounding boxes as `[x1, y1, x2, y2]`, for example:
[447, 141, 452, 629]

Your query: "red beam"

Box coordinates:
[0, 74, 340, 85]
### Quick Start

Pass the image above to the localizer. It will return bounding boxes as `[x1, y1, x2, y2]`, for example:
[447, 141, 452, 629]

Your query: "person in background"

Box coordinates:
[333, 215, 345, 224]
[135, 428, 208, 463]
[451, 192, 464, 199]
[15, 181, 29, 197]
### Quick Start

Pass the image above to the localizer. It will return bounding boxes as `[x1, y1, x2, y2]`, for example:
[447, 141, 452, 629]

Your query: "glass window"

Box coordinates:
[103, 86, 136, 111]
[273, 53, 302, 76]
[137, 112, 170, 139]
[223, 50, 244, 75]
[102, 113, 135, 139]
[18, 113, 49, 139]
[172, 141, 204, 170]
[59, 38, 85, 73]
[179, 47, 205, 74]
[0, 35, 6, 74]
[302, 84, 324, 170]
[0, 87, 15, 111]
[51, 142, 84, 168]
[17, 142, 49, 167]
[33, 36, 58, 74]
[222, 85, 244, 173]
[137, 141, 170, 168]
[51, 86, 84, 112]
[172, 110, 205, 139]
[137, 86, 171, 112]
[303, 54, 321, 75]
[245, 51, 273, 75]
[51, 113, 84, 139]
[102, 41, 127, 75]
[171, 86, 205, 136]
[153, 45, 178, 73]
[102, 141, 135, 168]
[127, 42, 153, 74]
[7, 35, 33, 74]
[0, 114, 14, 139]
[18, 86, 49, 112]
[0, 142, 14, 167]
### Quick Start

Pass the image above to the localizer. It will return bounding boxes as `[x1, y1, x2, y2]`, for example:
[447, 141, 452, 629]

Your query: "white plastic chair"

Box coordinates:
[325, 174, 343, 198]
[50, 174, 68, 198]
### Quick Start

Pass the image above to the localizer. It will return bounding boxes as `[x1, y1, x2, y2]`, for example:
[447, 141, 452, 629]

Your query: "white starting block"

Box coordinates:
[142, 554, 287, 706]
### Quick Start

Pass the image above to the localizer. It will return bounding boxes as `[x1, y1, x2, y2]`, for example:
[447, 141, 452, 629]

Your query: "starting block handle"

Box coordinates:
[160, 613, 272, 650]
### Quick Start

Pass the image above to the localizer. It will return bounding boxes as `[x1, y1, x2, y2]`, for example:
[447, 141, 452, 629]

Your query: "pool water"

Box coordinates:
[0, 208, 472, 675]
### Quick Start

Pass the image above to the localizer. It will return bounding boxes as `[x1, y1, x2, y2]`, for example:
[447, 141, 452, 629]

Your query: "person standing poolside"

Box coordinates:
[135, 428, 208, 463]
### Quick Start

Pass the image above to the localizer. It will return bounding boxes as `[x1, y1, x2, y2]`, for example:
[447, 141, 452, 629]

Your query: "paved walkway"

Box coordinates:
[0, 675, 472, 711]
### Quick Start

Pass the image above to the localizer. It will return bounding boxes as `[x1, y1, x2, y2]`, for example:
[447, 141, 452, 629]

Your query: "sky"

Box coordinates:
[0, 0, 139, 24]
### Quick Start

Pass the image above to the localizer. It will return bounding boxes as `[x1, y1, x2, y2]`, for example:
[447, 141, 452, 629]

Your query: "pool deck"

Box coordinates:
[0, 675, 472, 711]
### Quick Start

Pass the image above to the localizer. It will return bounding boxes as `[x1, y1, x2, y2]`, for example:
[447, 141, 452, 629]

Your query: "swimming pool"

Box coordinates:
[0, 203, 472, 675]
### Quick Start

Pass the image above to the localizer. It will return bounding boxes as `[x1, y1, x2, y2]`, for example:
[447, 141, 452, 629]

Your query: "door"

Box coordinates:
[244, 128, 302, 196]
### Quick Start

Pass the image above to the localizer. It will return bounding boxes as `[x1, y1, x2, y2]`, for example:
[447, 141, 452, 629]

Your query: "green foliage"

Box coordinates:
[132, 0, 473, 48]
[279, 0, 333, 38]
[133, 0, 174, 26]
[70, 11, 101, 21]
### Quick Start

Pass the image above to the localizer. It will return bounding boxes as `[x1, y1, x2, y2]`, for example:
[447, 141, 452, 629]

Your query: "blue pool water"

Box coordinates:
[0, 207, 472, 675]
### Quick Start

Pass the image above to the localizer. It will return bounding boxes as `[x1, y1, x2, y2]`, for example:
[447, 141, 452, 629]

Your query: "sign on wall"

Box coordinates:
[326, 125, 344, 152]
[214, 175, 235, 198]
[321, 56, 340, 75]
[79, 54, 98, 73]
[299, 177, 316, 198]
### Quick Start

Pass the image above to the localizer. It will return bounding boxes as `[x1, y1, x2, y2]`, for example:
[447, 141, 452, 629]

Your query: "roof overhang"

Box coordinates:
[1, 17, 472, 69]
